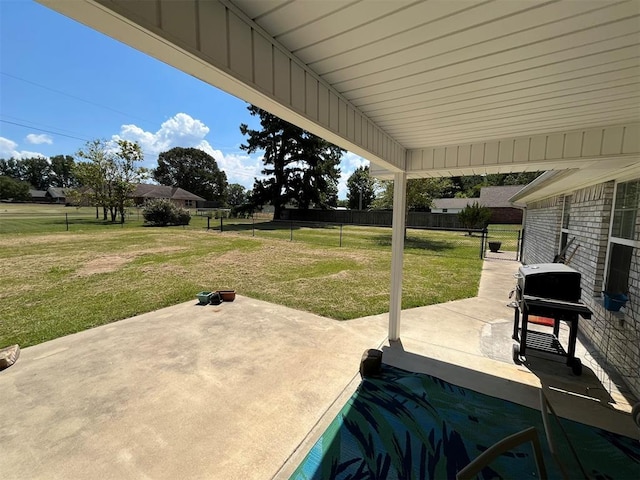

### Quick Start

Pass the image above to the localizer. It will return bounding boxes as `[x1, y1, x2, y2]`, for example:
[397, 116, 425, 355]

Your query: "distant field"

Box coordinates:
[0, 207, 484, 348]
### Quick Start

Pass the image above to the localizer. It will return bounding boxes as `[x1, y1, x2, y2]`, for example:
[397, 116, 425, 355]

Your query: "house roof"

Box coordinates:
[132, 184, 205, 202]
[479, 186, 526, 208]
[29, 189, 47, 198]
[432, 185, 525, 210]
[47, 187, 69, 198]
[432, 198, 473, 210]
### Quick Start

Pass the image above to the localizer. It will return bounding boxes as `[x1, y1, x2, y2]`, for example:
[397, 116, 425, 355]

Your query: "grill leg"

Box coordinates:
[520, 311, 529, 357]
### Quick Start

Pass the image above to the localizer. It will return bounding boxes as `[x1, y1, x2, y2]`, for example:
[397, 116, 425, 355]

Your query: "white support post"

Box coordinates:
[389, 171, 407, 341]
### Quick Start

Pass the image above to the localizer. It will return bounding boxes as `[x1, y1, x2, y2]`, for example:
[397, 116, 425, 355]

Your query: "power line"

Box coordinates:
[0, 118, 264, 180]
[0, 71, 157, 126]
[0, 114, 94, 140]
[0, 119, 90, 142]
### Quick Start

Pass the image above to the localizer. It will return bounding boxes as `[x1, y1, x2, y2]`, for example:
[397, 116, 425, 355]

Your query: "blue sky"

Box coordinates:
[0, 0, 367, 198]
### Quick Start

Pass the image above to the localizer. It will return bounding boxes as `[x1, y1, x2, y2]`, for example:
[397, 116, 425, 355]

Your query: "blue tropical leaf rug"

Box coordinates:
[291, 365, 639, 479]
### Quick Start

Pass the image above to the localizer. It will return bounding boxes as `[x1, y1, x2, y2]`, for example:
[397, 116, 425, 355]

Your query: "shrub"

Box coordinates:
[174, 209, 191, 226]
[142, 198, 191, 226]
[458, 201, 491, 234]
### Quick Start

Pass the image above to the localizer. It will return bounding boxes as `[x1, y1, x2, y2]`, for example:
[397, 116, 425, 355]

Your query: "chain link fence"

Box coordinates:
[483, 228, 523, 261]
[2, 208, 522, 262]
[214, 218, 487, 259]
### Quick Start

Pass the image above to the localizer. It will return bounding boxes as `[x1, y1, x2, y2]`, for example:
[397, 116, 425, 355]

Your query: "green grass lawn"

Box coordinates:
[0, 204, 484, 348]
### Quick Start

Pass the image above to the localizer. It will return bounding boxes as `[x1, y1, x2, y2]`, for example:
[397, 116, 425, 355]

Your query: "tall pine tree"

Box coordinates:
[240, 106, 343, 218]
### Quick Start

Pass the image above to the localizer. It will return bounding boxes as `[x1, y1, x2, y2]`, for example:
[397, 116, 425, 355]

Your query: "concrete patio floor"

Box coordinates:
[1, 259, 637, 479]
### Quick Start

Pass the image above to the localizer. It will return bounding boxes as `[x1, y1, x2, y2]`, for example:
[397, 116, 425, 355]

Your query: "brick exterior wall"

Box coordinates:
[489, 207, 523, 224]
[522, 197, 562, 265]
[522, 180, 640, 400]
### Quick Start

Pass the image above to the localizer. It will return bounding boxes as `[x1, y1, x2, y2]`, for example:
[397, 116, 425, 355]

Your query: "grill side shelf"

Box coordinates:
[522, 295, 592, 319]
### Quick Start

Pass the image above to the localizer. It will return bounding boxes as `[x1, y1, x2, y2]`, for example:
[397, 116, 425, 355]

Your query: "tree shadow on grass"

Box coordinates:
[50, 217, 123, 226]
[216, 220, 282, 233]
[373, 234, 455, 252]
[218, 220, 336, 233]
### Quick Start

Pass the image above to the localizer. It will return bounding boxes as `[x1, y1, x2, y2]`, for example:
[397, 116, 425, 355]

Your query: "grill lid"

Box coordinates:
[518, 263, 581, 302]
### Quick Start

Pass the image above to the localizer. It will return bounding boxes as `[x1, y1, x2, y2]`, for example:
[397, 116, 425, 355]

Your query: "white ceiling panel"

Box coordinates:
[233, 0, 640, 149]
[230, 0, 290, 20]
[277, 1, 417, 54]
[293, 0, 484, 66]
[354, 48, 640, 109]
[245, 1, 352, 37]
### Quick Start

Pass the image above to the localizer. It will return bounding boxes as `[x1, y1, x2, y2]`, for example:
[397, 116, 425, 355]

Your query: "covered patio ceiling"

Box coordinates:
[39, 0, 640, 181]
[38, 0, 640, 339]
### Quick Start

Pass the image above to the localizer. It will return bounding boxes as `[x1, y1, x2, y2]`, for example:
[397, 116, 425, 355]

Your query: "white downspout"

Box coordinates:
[389, 171, 407, 341]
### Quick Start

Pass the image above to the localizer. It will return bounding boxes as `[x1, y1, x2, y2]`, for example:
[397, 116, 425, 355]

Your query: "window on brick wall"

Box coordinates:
[605, 180, 640, 295]
[559, 195, 572, 255]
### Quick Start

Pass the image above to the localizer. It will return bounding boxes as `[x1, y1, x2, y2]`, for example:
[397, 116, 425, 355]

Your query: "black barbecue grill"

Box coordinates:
[512, 263, 592, 375]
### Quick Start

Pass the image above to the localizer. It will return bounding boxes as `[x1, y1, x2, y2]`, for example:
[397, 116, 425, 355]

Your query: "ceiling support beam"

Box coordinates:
[38, 0, 406, 172]
[372, 123, 639, 179]
[388, 172, 407, 342]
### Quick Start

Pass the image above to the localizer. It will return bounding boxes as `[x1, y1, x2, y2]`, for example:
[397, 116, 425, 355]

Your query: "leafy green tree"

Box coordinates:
[153, 147, 228, 205]
[458, 201, 492, 234]
[20, 157, 51, 190]
[111, 140, 146, 223]
[346, 166, 375, 210]
[240, 105, 343, 218]
[0, 176, 31, 200]
[74, 139, 146, 222]
[0, 158, 22, 179]
[49, 155, 77, 187]
[226, 183, 247, 207]
[75, 139, 114, 220]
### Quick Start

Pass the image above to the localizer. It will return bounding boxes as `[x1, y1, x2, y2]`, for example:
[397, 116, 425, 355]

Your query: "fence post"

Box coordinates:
[340, 223, 343, 247]
[519, 229, 525, 261]
[220, 216, 223, 232]
[480, 228, 487, 259]
[252, 214, 255, 237]
[207, 216, 210, 231]
[65, 213, 69, 231]
[290, 221, 293, 241]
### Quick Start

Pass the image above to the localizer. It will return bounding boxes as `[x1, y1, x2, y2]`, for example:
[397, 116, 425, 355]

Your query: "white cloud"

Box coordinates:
[114, 113, 211, 157]
[112, 113, 262, 189]
[0, 137, 47, 159]
[25, 133, 53, 145]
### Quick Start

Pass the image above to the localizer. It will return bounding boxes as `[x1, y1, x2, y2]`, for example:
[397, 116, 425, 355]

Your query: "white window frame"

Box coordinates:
[559, 195, 572, 254]
[603, 179, 640, 295]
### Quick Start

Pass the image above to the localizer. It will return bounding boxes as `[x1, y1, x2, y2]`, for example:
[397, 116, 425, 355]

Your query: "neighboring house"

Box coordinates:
[131, 184, 205, 208]
[430, 198, 473, 214]
[511, 175, 640, 399]
[46, 187, 69, 204]
[28, 189, 48, 203]
[431, 185, 525, 224]
[479, 185, 526, 224]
